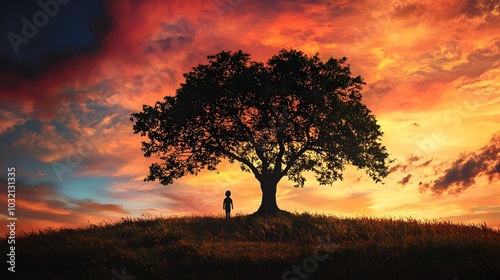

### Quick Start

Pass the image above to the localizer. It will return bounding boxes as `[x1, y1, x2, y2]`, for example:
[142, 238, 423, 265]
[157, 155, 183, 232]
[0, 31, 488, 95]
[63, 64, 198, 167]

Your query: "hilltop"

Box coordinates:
[1, 213, 500, 279]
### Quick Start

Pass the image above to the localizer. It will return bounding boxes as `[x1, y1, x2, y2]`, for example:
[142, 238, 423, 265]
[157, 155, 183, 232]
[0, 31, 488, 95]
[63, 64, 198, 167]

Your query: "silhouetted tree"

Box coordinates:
[131, 49, 390, 214]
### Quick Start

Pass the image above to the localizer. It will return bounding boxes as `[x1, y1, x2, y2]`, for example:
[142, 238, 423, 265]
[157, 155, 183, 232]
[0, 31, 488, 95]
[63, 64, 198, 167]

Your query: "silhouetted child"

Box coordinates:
[223, 190, 233, 219]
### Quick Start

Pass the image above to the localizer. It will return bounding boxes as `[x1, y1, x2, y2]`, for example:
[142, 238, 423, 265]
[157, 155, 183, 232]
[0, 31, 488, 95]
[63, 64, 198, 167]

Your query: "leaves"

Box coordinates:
[131, 49, 390, 186]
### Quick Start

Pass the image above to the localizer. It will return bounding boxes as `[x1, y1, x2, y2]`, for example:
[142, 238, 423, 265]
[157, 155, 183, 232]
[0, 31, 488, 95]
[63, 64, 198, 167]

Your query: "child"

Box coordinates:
[223, 190, 233, 219]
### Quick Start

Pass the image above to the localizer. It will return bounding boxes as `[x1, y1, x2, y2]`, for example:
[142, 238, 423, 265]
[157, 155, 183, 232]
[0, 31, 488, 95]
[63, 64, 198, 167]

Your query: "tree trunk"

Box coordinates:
[255, 176, 280, 215]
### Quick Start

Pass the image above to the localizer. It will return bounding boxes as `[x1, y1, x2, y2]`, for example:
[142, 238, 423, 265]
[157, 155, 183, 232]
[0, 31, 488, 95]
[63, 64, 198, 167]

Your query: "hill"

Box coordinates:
[1, 213, 500, 279]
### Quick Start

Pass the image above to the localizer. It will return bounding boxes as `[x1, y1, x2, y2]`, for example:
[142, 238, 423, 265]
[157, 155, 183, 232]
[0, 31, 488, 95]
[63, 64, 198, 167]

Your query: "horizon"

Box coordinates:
[1, 0, 499, 235]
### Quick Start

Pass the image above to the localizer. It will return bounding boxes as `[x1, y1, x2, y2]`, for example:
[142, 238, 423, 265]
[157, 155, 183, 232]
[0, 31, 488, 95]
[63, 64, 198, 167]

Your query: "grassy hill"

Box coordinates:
[2, 212, 500, 279]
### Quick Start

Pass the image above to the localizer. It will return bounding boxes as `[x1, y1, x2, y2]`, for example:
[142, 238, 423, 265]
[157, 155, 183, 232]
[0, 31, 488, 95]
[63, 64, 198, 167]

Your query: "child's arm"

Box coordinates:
[231, 200, 234, 209]
[222, 200, 225, 210]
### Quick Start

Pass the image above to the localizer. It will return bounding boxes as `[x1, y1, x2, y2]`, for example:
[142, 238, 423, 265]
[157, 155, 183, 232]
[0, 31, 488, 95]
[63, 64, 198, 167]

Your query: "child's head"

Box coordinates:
[225, 190, 231, 197]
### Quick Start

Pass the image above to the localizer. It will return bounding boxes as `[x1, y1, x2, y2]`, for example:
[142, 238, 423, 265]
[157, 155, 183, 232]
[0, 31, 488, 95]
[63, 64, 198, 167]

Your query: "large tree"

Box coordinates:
[131, 49, 390, 214]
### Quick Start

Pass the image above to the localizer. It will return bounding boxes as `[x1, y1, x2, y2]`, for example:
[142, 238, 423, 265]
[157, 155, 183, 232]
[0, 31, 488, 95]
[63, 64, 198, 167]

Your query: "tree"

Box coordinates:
[131, 49, 390, 214]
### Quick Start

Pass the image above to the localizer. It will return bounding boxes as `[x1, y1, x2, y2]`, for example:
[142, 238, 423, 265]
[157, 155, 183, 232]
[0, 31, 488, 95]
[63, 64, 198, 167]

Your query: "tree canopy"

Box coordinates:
[131, 49, 390, 214]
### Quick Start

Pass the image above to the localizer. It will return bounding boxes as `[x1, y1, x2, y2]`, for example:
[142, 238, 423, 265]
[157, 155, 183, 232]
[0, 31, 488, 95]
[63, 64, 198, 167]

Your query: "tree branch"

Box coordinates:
[211, 145, 261, 177]
[199, 112, 262, 177]
[280, 143, 309, 176]
[273, 131, 286, 175]
[229, 112, 269, 171]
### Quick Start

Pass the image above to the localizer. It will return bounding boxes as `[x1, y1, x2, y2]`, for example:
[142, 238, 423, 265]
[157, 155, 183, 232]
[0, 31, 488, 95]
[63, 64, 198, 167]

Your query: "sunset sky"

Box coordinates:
[0, 0, 499, 234]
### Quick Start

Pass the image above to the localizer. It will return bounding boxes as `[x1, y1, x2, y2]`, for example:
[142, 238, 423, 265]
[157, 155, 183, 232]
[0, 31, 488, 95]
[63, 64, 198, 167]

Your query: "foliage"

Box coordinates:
[132, 49, 390, 188]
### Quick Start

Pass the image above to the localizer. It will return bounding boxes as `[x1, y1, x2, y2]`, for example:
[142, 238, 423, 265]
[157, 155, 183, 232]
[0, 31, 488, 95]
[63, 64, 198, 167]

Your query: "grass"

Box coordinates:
[1, 212, 500, 279]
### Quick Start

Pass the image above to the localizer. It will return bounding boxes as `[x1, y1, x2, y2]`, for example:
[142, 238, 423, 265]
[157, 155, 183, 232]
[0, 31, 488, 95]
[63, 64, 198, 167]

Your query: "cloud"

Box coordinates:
[389, 154, 423, 173]
[413, 40, 500, 82]
[0, 0, 204, 120]
[325, 0, 368, 17]
[12, 124, 70, 163]
[392, 2, 426, 19]
[363, 79, 395, 106]
[418, 159, 433, 167]
[450, 41, 500, 78]
[461, 0, 499, 20]
[471, 206, 500, 212]
[0, 108, 26, 135]
[0, 0, 113, 120]
[144, 18, 196, 54]
[0, 0, 111, 73]
[433, 0, 499, 27]
[71, 198, 129, 214]
[398, 174, 412, 186]
[0, 178, 129, 233]
[421, 131, 500, 195]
